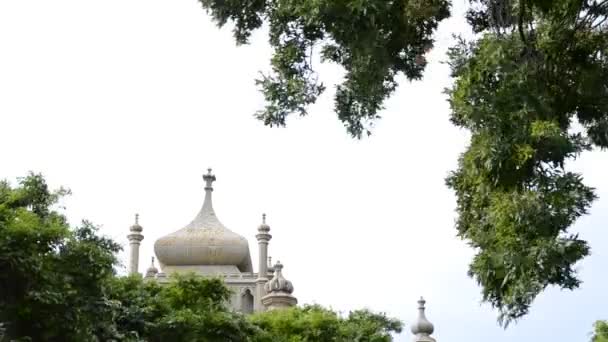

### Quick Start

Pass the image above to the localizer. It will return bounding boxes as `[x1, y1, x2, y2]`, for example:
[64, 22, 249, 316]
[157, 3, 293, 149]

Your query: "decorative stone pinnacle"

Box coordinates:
[129, 213, 143, 233]
[145, 256, 159, 278]
[411, 296, 435, 340]
[203, 168, 216, 190]
[257, 213, 271, 234]
[418, 297, 425, 309]
[264, 260, 294, 294]
[268, 256, 272, 266]
[261, 260, 298, 310]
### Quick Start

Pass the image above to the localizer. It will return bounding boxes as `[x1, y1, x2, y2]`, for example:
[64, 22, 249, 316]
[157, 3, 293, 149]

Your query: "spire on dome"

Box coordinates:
[203, 168, 216, 191]
[411, 297, 436, 342]
[200, 168, 217, 214]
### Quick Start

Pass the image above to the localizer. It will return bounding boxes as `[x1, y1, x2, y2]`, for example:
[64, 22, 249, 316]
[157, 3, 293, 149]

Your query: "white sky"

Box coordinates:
[1, 1, 607, 341]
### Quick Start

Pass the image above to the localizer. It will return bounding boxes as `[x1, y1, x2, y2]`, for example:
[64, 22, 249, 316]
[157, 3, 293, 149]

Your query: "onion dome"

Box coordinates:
[153, 169, 253, 272]
[130, 214, 142, 233]
[411, 297, 436, 342]
[145, 257, 158, 278]
[264, 261, 294, 294]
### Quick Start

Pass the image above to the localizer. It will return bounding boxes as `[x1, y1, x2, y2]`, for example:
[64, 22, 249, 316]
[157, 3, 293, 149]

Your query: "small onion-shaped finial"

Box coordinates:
[411, 297, 434, 336]
[130, 213, 143, 232]
[145, 256, 158, 277]
[258, 213, 270, 233]
[264, 261, 294, 294]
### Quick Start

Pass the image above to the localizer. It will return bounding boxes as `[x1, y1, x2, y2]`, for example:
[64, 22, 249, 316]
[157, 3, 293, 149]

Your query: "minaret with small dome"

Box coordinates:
[255, 213, 272, 311]
[127, 214, 144, 275]
[128, 169, 297, 313]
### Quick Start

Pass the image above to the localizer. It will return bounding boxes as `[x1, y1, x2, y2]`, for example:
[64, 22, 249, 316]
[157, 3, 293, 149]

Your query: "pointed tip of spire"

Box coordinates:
[203, 168, 216, 190]
[262, 213, 266, 224]
[135, 213, 139, 224]
[418, 296, 426, 308]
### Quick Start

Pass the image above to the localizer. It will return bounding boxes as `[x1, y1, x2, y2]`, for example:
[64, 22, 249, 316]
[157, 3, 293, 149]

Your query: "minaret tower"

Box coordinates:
[255, 213, 272, 311]
[411, 297, 436, 342]
[127, 214, 144, 275]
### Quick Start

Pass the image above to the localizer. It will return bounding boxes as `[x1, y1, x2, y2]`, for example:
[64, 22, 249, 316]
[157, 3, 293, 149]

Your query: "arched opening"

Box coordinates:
[241, 289, 254, 314]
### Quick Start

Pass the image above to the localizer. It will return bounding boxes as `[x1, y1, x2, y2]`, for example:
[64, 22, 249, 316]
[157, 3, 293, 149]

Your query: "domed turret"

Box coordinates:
[264, 261, 294, 294]
[261, 261, 297, 310]
[145, 257, 158, 278]
[411, 297, 436, 342]
[154, 169, 253, 275]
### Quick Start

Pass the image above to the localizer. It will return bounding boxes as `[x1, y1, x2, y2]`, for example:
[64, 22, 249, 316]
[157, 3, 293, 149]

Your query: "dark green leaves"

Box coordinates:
[199, 0, 450, 138]
[0, 173, 121, 341]
[250, 305, 402, 342]
[109, 274, 256, 342]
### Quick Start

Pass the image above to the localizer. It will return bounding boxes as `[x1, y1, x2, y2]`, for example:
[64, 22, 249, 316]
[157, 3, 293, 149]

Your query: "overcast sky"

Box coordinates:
[1, 1, 607, 341]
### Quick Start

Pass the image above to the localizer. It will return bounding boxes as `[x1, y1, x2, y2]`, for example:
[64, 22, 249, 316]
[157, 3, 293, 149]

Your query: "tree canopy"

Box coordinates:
[0, 173, 121, 340]
[198, 0, 608, 327]
[593, 320, 608, 342]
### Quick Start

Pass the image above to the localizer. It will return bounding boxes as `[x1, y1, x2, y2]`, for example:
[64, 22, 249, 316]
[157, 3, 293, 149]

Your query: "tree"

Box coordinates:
[199, 0, 450, 138]
[108, 274, 257, 342]
[109, 277, 403, 342]
[250, 304, 402, 342]
[0, 173, 121, 341]
[593, 320, 608, 342]
[445, 0, 608, 325]
[197, 0, 608, 327]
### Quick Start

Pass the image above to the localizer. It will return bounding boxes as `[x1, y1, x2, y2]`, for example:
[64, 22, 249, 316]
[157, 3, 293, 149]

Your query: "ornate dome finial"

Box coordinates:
[411, 297, 435, 342]
[203, 168, 216, 190]
[264, 261, 294, 294]
[258, 213, 270, 233]
[130, 213, 142, 232]
[145, 256, 159, 278]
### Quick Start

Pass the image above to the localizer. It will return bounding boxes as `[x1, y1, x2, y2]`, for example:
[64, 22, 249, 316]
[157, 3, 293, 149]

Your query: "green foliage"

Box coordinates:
[593, 320, 608, 342]
[108, 274, 257, 342]
[446, 0, 608, 326]
[0, 173, 121, 341]
[250, 305, 402, 342]
[198, 0, 450, 138]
